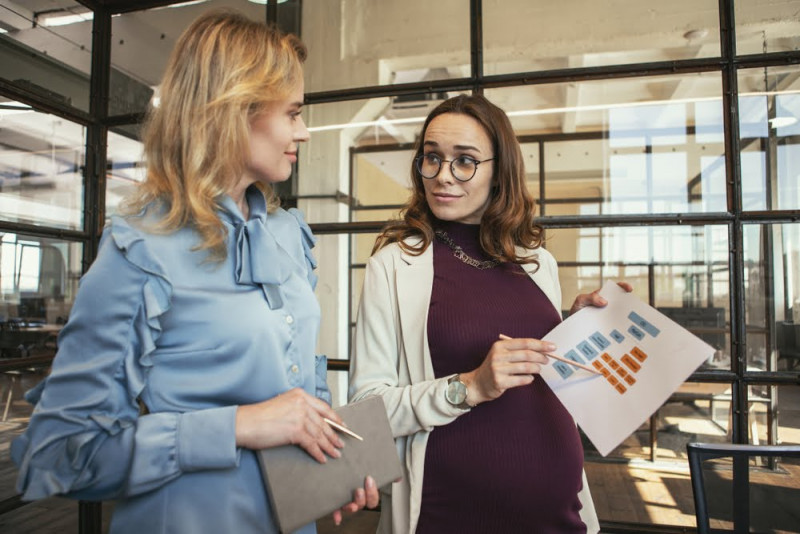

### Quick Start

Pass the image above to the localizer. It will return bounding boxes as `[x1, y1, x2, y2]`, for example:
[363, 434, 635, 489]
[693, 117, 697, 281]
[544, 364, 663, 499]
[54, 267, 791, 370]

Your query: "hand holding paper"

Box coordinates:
[539, 281, 714, 456]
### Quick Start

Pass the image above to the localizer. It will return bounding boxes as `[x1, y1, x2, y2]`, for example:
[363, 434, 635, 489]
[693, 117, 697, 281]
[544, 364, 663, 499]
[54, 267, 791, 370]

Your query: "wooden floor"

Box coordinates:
[2, 370, 799, 533]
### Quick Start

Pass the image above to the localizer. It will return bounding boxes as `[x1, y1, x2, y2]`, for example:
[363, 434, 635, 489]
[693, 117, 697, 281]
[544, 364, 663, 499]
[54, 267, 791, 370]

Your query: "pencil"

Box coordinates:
[498, 334, 602, 375]
[323, 417, 364, 441]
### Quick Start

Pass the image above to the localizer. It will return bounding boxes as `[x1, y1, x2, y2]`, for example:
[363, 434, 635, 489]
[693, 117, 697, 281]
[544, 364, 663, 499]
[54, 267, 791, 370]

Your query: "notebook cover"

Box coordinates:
[257, 396, 402, 533]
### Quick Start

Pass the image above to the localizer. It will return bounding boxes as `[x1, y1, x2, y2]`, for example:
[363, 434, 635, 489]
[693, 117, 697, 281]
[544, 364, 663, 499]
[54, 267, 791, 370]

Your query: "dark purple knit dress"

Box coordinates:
[415, 220, 587, 534]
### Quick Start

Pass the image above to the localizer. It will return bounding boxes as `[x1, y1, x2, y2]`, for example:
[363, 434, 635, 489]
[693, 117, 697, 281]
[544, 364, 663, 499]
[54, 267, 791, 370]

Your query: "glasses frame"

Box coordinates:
[415, 153, 495, 182]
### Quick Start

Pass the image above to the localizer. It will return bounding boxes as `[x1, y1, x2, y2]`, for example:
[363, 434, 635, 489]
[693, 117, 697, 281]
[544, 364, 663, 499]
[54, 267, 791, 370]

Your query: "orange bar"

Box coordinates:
[621, 354, 641, 372]
[601, 353, 612, 363]
[615, 367, 629, 379]
[631, 346, 648, 362]
[615, 383, 627, 394]
[609, 360, 621, 371]
[608, 375, 619, 386]
[592, 360, 604, 370]
[600, 367, 611, 378]
[624, 375, 636, 386]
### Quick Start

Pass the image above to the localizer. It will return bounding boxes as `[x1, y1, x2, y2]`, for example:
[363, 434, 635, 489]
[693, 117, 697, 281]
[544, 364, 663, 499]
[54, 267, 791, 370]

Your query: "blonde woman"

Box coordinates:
[12, 10, 376, 533]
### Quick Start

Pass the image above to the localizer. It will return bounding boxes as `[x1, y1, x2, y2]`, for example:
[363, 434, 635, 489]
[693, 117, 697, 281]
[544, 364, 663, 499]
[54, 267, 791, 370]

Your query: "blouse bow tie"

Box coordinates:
[233, 216, 295, 310]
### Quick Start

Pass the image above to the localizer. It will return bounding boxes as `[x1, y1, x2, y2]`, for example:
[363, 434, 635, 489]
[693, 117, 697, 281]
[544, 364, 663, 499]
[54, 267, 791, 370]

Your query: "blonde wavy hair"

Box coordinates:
[373, 94, 543, 267]
[123, 9, 307, 261]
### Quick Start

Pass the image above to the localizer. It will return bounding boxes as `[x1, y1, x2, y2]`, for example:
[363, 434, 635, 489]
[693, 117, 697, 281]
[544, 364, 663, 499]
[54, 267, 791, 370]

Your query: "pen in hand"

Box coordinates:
[498, 334, 602, 375]
[323, 418, 364, 441]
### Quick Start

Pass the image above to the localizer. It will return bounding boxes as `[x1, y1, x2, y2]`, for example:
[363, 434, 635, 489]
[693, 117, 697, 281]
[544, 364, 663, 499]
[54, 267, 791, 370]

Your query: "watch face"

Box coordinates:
[446, 380, 467, 405]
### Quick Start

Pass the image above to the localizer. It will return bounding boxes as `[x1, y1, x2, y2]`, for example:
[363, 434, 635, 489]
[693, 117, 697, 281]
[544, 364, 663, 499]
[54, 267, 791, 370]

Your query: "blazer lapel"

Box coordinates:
[395, 245, 435, 383]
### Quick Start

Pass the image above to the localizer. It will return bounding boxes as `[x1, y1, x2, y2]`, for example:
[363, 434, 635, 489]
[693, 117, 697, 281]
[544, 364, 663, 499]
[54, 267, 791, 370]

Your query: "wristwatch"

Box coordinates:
[445, 375, 472, 410]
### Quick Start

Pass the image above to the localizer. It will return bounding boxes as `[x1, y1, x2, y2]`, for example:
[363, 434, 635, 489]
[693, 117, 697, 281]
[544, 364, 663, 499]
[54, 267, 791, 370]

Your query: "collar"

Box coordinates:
[220, 187, 294, 309]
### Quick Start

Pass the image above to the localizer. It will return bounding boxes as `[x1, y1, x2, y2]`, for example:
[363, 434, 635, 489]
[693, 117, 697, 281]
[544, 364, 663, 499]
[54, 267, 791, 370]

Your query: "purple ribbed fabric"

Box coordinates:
[416, 220, 586, 534]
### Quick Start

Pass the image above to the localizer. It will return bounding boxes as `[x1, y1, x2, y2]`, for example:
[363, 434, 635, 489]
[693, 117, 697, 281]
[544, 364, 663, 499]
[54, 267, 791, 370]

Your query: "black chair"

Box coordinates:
[687, 442, 800, 533]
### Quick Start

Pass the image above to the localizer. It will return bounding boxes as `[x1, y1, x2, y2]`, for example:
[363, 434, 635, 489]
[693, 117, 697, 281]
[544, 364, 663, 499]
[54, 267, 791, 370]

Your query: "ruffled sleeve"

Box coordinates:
[288, 208, 318, 290]
[11, 217, 238, 501]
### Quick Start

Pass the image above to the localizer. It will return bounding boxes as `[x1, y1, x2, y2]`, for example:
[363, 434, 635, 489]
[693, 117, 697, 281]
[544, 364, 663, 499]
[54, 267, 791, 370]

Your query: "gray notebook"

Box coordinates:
[257, 396, 403, 533]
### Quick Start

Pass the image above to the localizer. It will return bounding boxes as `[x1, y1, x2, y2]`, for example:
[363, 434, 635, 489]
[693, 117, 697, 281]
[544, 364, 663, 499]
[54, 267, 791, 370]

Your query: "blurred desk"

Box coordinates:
[1, 323, 60, 420]
[0, 322, 60, 358]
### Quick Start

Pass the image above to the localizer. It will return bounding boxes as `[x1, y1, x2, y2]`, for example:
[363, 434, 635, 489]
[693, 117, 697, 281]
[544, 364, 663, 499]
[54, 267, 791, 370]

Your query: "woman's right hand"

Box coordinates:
[460, 336, 553, 406]
[235, 388, 344, 463]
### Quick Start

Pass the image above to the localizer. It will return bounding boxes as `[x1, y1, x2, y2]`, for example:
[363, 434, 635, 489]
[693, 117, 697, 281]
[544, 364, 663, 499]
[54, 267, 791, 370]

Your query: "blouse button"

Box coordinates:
[286, 315, 294, 325]
[290, 364, 300, 374]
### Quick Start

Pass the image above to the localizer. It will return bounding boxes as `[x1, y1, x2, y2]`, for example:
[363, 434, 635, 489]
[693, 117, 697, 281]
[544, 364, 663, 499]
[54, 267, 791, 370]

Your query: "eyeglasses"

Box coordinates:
[415, 153, 495, 182]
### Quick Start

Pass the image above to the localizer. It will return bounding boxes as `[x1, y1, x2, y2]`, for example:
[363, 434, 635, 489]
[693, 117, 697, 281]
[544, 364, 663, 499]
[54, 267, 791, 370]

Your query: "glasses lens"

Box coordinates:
[451, 156, 477, 181]
[417, 154, 441, 179]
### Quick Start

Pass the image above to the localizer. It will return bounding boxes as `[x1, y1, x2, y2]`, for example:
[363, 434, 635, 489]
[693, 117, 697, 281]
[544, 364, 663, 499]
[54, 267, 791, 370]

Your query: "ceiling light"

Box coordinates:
[0, 101, 32, 117]
[769, 116, 798, 128]
[307, 89, 800, 133]
[247, 0, 292, 4]
[153, 0, 209, 9]
[37, 11, 93, 27]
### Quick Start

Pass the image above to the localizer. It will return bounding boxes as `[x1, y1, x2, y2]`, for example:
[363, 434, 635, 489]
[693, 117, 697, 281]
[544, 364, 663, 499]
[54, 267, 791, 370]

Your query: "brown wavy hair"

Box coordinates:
[373, 94, 543, 266]
[122, 9, 307, 261]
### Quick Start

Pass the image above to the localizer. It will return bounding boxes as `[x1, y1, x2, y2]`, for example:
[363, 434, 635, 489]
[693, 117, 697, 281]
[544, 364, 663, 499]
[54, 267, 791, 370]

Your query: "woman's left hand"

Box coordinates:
[331, 475, 380, 526]
[569, 281, 633, 315]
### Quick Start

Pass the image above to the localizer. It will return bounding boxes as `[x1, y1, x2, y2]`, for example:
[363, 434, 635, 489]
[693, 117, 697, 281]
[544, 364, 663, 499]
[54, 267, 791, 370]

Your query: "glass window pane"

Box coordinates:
[109, 1, 269, 117]
[743, 222, 800, 372]
[0, 104, 85, 230]
[738, 65, 800, 211]
[736, 1, 800, 55]
[0, 1, 92, 113]
[302, 96, 466, 224]
[769, 385, 800, 447]
[353, 150, 414, 208]
[487, 72, 727, 216]
[106, 126, 145, 220]
[313, 232, 349, 359]
[302, 0, 470, 93]
[549, 224, 730, 366]
[484, 0, 720, 77]
[0, 233, 82, 502]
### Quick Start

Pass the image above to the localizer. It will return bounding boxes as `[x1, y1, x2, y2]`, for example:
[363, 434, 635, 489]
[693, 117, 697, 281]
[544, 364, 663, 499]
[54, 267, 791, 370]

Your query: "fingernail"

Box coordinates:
[366, 475, 375, 489]
[333, 449, 341, 458]
[599, 297, 607, 305]
[545, 343, 557, 352]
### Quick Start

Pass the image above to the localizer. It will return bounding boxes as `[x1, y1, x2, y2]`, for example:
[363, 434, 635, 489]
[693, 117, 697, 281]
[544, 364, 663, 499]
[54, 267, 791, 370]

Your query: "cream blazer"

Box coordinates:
[349, 239, 600, 534]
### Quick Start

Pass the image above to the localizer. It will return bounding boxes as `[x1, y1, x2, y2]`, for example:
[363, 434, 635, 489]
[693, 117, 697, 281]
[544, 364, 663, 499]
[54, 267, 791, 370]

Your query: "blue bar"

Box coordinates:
[553, 361, 574, 379]
[628, 311, 660, 337]
[564, 349, 585, 364]
[577, 341, 599, 359]
[589, 331, 611, 350]
[610, 329, 625, 343]
[628, 325, 644, 340]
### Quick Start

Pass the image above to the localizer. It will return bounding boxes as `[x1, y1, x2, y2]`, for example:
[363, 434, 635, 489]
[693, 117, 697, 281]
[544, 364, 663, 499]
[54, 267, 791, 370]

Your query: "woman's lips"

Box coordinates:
[433, 192, 461, 203]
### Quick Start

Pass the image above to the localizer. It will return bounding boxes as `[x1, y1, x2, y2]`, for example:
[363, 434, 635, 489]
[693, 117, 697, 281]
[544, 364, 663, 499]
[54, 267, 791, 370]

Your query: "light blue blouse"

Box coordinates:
[12, 187, 326, 534]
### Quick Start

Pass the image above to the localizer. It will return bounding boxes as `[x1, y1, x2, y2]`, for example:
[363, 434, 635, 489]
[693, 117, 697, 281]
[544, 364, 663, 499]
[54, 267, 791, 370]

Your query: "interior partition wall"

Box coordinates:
[1, 0, 799, 532]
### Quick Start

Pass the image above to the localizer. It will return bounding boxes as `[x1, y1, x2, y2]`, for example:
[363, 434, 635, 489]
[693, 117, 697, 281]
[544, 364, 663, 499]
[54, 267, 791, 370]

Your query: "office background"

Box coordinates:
[0, 0, 798, 532]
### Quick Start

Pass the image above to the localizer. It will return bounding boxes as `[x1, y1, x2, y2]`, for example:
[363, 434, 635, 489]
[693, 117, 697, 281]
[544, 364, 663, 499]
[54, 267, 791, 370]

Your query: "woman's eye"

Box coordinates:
[424, 153, 441, 164]
[454, 155, 476, 167]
